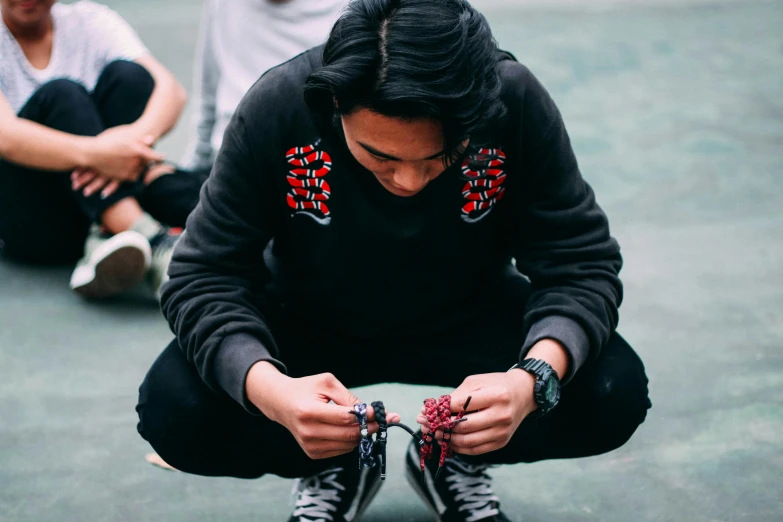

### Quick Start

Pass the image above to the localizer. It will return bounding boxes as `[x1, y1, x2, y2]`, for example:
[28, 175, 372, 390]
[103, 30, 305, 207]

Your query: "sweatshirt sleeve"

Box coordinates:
[510, 68, 623, 384]
[160, 106, 286, 413]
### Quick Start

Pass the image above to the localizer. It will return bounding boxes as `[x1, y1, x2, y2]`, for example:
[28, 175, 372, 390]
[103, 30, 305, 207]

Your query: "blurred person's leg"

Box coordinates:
[137, 166, 211, 228]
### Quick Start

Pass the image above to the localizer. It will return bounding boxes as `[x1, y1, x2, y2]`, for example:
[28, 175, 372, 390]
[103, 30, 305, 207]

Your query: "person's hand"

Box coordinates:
[245, 362, 400, 460]
[86, 125, 164, 181]
[71, 168, 121, 198]
[417, 370, 537, 456]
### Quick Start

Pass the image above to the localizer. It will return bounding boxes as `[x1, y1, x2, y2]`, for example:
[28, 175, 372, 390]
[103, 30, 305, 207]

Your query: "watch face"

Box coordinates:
[544, 377, 560, 405]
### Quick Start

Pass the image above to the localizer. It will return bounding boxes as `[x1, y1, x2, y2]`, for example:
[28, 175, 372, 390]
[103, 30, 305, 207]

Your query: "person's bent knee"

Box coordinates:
[100, 60, 154, 94]
[136, 343, 207, 473]
[32, 79, 91, 107]
[588, 348, 651, 453]
[600, 378, 651, 452]
[136, 341, 261, 477]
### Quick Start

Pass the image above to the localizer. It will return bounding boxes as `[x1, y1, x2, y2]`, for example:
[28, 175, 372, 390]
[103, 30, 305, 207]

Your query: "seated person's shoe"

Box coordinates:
[147, 227, 182, 299]
[289, 461, 383, 522]
[405, 439, 511, 522]
[70, 225, 151, 298]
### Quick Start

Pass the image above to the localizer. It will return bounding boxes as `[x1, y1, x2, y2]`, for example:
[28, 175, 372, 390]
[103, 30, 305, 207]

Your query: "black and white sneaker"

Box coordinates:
[288, 461, 383, 522]
[405, 439, 511, 522]
[70, 225, 150, 298]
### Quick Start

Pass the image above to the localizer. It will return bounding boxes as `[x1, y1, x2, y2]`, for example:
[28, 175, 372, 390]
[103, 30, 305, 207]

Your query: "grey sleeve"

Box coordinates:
[180, 0, 219, 170]
[511, 69, 623, 384]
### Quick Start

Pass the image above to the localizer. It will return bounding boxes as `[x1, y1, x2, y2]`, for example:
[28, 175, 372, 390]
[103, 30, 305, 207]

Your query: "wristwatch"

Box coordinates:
[509, 359, 561, 416]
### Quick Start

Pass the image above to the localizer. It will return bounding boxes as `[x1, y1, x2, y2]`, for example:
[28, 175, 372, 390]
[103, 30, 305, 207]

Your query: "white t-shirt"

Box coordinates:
[180, 0, 348, 170]
[0, 1, 148, 113]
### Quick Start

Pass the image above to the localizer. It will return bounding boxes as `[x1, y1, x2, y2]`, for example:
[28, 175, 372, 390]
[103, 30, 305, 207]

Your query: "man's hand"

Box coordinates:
[417, 339, 569, 456]
[85, 125, 164, 181]
[71, 168, 121, 198]
[70, 162, 176, 198]
[246, 362, 400, 460]
[417, 370, 537, 456]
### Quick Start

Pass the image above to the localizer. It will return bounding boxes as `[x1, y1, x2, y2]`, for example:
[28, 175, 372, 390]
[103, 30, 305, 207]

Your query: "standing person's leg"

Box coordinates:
[0, 79, 143, 265]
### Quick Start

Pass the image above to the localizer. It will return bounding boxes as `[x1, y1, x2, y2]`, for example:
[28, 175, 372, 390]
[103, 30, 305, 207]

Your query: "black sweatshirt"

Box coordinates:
[161, 47, 623, 412]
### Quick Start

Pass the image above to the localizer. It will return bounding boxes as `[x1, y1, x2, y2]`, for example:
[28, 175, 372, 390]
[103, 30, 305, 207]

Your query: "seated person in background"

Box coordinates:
[181, 0, 347, 171]
[0, 0, 202, 298]
[136, 1, 651, 521]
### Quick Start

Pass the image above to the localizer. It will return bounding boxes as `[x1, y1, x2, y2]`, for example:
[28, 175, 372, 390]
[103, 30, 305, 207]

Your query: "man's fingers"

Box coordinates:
[450, 410, 501, 434]
[72, 171, 96, 190]
[449, 386, 498, 414]
[101, 180, 120, 198]
[309, 399, 361, 427]
[138, 144, 165, 163]
[318, 373, 360, 408]
[83, 176, 108, 196]
[303, 423, 376, 444]
[364, 406, 400, 424]
[449, 427, 506, 451]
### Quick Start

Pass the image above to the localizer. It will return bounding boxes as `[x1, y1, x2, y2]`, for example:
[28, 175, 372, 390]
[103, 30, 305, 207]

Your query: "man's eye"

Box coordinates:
[371, 154, 390, 163]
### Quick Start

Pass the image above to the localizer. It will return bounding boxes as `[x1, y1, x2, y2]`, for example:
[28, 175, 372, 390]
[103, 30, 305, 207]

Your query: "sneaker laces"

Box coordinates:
[444, 458, 500, 522]
[291, 467, 346, 522]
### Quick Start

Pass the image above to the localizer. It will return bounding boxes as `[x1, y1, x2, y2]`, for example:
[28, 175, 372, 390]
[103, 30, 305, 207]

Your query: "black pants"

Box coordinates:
[0, 60, 206, 265]
[137, 272, 651, 480]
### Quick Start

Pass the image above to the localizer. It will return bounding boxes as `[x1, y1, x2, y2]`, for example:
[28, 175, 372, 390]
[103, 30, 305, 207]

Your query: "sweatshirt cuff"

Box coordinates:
[520, 316, 590, 384]
[214, 333, 287, 414]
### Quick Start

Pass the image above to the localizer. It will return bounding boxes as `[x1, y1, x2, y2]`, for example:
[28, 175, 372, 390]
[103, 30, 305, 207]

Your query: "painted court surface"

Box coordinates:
[1, 1, 782, 520]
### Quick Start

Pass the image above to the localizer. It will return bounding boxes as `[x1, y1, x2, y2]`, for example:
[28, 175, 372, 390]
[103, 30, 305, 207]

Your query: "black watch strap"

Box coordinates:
[508, 358, 555, 379]
[519, 358, 553, 377]
[509, 358, 560, 416]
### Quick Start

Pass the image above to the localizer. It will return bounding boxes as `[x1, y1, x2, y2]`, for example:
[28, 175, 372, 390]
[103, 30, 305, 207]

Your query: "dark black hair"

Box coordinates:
[304, 0, 505, 163]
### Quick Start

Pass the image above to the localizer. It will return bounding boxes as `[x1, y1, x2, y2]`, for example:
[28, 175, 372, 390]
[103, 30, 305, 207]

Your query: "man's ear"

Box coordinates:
[333, 96, 339, 110]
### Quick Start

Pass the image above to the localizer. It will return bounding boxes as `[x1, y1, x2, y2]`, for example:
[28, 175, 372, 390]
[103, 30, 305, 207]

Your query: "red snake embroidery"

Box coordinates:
[460, 147, 506, 223]
[285, 141, 332, 224]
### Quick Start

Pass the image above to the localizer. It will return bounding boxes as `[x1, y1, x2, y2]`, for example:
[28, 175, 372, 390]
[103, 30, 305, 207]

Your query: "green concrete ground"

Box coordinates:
[1, 1, 782, 521]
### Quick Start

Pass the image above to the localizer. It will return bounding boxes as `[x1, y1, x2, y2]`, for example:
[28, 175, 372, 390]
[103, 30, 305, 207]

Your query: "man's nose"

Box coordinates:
[392, 165, 429, 192]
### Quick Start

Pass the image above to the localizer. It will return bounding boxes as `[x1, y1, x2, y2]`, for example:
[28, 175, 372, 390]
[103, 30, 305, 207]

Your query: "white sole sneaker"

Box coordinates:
[70, 231, 151, 299]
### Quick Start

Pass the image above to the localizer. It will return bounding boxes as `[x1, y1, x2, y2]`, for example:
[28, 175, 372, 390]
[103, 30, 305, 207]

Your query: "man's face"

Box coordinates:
[341, 108, 454, 197]
[1, 0, 56, 30]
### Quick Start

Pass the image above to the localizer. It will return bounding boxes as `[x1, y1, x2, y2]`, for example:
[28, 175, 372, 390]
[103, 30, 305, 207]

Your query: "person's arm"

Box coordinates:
[423, 67, 622, 457]
[0, 91, 90, 169]
[511, 66, 623, 384]
[132, 54, 187, 143]
[89, 3, 186, 142]
[160, 106, 285, 412]
[0, 91, 162, 176]
[180, 0, 219, 170]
